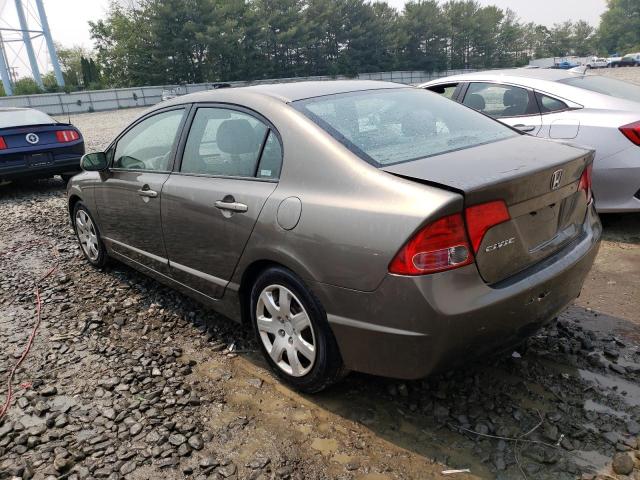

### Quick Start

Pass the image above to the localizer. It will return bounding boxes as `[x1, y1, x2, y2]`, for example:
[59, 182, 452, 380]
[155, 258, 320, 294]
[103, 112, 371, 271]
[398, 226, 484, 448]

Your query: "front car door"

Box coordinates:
[94, 107, 188, 274]
[461, 82, 543, 135]
[162, 105, 283, 299]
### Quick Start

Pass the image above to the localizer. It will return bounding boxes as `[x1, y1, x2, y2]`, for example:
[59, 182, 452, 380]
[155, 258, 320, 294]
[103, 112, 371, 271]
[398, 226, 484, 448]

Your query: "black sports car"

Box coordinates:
[0, 107, 84, 183]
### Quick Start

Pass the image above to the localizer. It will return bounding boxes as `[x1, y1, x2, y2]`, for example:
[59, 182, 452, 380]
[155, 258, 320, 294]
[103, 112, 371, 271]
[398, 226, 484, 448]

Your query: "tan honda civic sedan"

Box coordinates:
[67, 81, 601, 392]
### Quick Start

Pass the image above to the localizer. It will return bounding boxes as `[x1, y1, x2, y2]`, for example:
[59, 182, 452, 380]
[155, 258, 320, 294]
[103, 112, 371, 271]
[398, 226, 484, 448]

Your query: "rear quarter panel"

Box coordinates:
[230, 99, 463, 292]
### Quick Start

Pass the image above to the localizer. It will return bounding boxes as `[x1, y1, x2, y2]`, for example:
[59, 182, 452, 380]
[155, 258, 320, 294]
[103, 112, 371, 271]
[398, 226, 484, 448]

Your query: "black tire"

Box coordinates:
[250, 267, 345, 393]
[73, 202, 108, 268]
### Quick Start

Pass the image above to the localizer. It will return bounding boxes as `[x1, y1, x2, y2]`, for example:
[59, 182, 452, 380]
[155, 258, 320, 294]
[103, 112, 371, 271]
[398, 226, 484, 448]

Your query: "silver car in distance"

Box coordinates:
[421, 69, 640, 212]
[68, 81, 601, 392]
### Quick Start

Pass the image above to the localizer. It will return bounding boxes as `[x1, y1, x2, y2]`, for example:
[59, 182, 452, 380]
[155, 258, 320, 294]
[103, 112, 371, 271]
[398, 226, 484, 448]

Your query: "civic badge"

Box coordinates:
[25, 133, 39, 145]
[550, 169, 563, 190]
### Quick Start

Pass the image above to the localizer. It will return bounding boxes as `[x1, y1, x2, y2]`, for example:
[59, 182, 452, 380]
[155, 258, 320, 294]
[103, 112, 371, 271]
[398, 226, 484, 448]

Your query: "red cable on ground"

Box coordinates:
[0, 265, 58, 420]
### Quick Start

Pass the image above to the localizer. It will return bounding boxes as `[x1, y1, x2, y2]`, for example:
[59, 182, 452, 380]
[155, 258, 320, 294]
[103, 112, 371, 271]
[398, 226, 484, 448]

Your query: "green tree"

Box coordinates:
[57, 44, 92, 87]
[547, 22, 574, 57]
[13, 78, 42, 95]
[396, 1, 447, 72]
[572, 20, 595, 56]
[598, 0, 640, 54]
[90, 1, 155, 87]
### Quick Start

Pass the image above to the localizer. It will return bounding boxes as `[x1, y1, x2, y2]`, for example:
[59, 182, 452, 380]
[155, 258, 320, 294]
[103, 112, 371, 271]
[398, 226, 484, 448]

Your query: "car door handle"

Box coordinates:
[514, 124, 536, 132]
[137, 188, 158, 198]
[214, 200, 248, 213]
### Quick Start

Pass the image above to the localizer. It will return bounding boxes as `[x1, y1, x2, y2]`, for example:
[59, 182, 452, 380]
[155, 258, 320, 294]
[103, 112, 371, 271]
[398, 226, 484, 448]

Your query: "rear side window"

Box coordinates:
[181, 107, 282, 178]
[558, 75, 640, 103]
[294, 88, 516, 167]
[257, 132, 283, 179]
[463, 83, 537, 118]
[535, 92, 569, 113]
[426, 83, 459, 99]
[113, 109, 185, 171]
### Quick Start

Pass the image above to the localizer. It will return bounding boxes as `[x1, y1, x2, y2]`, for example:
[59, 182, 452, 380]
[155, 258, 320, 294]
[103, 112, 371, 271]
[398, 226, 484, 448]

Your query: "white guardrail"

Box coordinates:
[0, 70, 476, 116]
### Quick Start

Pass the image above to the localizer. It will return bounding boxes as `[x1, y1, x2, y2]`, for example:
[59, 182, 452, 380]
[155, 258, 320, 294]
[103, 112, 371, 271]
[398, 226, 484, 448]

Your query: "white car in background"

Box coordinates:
[586, 57, 608, 69]
[420, 69, 640, 212]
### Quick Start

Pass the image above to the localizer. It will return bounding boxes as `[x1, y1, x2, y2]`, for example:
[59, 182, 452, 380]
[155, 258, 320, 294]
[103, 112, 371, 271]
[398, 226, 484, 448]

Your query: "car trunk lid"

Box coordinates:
[382, 136, 593, 284]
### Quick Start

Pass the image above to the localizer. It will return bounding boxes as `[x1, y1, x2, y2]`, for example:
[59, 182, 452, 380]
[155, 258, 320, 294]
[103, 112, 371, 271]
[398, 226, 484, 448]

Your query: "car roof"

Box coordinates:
[0, 107, 35, 113]
[159, 80, 408, 107]
[425, 68, 581, 84]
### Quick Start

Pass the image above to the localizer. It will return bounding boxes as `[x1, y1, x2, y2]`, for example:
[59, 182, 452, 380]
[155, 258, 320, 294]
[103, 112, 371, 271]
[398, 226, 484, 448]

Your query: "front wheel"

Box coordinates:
[73, 202, 108, 268]
[250, 267, 345, 393]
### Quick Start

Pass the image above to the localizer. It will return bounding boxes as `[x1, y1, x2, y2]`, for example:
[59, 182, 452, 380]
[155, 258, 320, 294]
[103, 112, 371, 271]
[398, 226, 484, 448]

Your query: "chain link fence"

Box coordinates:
[0, 69, 476, 116]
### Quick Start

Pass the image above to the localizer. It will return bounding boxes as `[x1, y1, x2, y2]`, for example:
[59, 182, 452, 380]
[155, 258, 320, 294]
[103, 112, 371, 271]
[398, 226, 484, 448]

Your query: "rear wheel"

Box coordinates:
[73, 202, 108, 268]
[250, 267, 344, 393]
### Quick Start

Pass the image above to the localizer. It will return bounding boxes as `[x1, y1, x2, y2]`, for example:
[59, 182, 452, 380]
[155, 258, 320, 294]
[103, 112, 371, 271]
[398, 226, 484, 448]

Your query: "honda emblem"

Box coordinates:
[550, 169, 563, 190]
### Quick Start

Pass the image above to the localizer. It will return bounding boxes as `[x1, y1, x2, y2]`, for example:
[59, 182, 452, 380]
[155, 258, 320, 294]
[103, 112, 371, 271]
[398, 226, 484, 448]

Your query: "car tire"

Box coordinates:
[250, 266, 345, 393]
[73, 202, 108, 268]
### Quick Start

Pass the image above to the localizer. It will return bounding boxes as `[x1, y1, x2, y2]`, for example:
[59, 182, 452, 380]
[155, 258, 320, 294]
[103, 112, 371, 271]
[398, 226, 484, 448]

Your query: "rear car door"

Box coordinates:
[461, 82, 542, 135]
[94, 107, 187, 274]
[534, 91, 581, 140]
[162, 105, 283, 299]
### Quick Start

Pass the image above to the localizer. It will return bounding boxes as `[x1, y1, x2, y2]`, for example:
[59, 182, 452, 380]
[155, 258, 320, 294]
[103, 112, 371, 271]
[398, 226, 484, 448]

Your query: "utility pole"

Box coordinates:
[34, 0, 64, 87]
[14, 0, 43, 88]
[0, 34, 13, 96]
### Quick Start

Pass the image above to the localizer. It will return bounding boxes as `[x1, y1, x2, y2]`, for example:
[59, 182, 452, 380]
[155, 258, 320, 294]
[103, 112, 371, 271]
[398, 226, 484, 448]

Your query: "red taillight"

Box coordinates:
[620, 121, 640, 146]
[55, 130, 80, 143]
[579, 163, 593, 203]
[464, 200, 511, 253]
[389, 213, 474, 275]
[0, 137, 6, 150]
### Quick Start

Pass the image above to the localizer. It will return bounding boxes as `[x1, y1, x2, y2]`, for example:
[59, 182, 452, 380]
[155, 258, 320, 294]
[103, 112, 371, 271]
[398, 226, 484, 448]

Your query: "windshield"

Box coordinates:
[293, 88, 517, 166]
[0, 109, 56, 129]
[558, 75, 640, 103]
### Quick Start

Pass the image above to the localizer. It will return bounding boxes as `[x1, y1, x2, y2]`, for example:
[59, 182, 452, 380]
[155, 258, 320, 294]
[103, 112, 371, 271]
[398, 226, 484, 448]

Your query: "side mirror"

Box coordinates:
[80, 152, 108, 172]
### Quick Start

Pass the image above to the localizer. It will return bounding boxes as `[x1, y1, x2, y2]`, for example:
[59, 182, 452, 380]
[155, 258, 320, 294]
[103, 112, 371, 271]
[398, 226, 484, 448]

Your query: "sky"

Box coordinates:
[0, 0, 608, 77]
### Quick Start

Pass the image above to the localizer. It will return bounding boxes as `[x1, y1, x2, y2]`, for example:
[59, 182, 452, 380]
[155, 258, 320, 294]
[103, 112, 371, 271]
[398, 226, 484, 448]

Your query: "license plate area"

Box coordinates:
[26, 152, 53, 168]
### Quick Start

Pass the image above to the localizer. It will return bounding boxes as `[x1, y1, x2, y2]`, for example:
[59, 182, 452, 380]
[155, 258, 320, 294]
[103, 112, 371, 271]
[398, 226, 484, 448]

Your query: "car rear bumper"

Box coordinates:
[593, 147, 640, 212]
[315, 204, 601, 379]
[0, 151, 83, 180]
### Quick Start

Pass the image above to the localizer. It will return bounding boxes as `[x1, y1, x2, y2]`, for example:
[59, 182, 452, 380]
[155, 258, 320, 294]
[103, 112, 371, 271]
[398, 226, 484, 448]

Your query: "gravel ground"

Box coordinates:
[0, 108, 639, 480]
[594, 66, 640, 85]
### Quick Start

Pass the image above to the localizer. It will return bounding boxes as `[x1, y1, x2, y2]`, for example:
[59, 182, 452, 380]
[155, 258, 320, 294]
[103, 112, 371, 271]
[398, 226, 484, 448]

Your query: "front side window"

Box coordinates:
[463, 83, 537, 118]
[181, 108, 278, 178]
[535, 92, 569, 114]
[113, 109, 185, 171]
[294, 88, 517, 167]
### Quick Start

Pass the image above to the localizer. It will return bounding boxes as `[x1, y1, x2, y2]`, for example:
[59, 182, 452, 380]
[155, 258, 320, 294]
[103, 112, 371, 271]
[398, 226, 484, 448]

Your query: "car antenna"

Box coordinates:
[64, 91, 71, 124]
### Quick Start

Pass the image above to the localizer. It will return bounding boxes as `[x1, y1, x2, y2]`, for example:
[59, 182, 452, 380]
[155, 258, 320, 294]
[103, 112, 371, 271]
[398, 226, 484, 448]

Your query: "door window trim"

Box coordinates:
[461, 81, 540, 118]
[107, 105, 192, 174]
[172, 102, 283, 182]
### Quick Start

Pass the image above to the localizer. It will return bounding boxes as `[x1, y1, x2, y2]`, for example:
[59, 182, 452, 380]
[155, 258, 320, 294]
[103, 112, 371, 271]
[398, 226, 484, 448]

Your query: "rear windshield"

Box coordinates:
[558, 75, 640, 103]
[293, 88, 517, 166]
[0, 109, 56, 129]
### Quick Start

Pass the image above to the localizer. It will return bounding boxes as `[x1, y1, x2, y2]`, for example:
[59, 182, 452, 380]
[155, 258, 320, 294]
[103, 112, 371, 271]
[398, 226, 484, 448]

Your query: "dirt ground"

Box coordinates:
[594, 66, 640, 85]
[0, 104, 639, 480]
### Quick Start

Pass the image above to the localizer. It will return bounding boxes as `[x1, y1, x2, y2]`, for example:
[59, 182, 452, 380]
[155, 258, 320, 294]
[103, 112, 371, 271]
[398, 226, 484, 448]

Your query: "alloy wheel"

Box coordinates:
[75, 210, 100, 262]
[256, 284, 316, 377]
